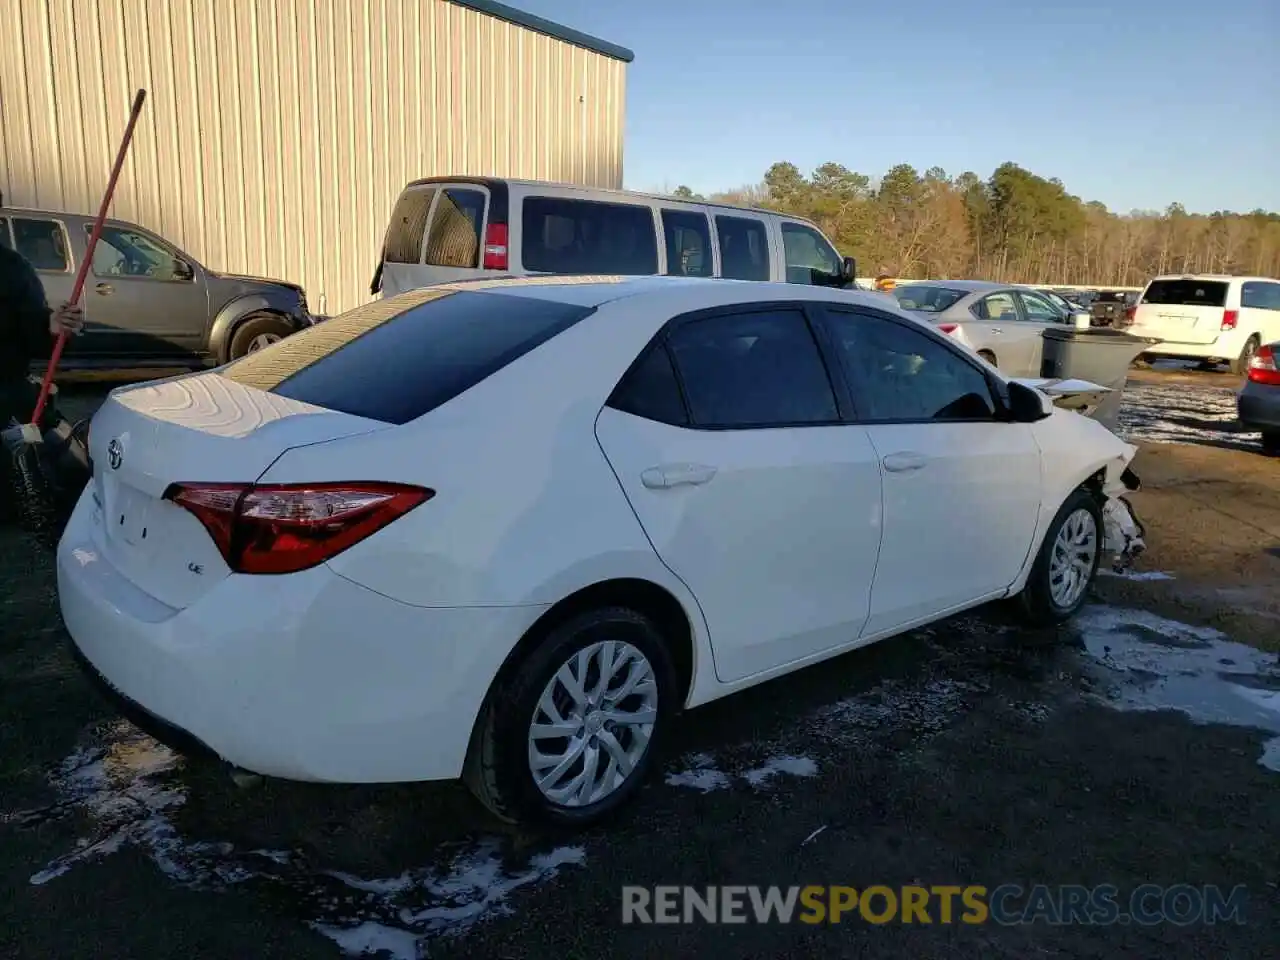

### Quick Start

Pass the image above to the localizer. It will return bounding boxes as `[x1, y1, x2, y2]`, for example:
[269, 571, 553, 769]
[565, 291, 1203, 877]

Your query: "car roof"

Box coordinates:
[429, 275, 906, 313]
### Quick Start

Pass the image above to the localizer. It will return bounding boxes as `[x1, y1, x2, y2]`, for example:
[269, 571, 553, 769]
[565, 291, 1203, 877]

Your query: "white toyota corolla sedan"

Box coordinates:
[58, 276, 1140, 826]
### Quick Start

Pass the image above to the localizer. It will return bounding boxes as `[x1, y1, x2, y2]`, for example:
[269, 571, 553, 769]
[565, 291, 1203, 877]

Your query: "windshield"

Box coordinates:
[1141, 279, 1229, 308]
[893, 285, 967, 313]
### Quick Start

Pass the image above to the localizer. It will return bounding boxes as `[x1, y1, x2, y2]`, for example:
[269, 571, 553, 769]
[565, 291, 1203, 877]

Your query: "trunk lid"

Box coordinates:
[1127, 278, 1232, 345]
[86, 371, 390, 609]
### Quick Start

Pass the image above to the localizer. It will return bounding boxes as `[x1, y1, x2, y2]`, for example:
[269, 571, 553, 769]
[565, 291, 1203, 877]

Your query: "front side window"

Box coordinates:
[423, 188, 486, 268]
[974, 292, 1017, 322]
[824, 310, 997, 422]
[1017, 291, 1063, 322]
[383, 187, 437, 264]
[714, 216, 770, 281]
[12, 218, 69, 272]
[781, 222, 841, 286]
[665, 308, 837, 427]
[521, 197, 659, 275]
[88, 225, 190, 281]
[661, 210, 712, 278]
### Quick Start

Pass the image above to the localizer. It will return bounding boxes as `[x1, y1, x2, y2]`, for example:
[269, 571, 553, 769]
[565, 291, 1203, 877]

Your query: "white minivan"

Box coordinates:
[1127, 274, 1280, 373]
[370, 177, 858, 297]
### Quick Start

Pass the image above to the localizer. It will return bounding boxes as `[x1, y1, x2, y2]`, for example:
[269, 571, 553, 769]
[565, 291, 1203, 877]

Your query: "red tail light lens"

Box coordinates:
[166, 482, 432, 575]
[1124, 304, 1137, 323]
[1247, 344, 1280, 386]
[1221, 309, 1239, 330]
[938, 323, 959, 335]
[482, 223, 509, 270]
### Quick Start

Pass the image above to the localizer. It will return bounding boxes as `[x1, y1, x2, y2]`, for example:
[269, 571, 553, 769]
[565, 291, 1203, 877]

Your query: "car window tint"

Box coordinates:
[825, 311, 997, 422]
[217, 288, 592, 425]
[1141, 279, 1229, 308]
[0, 217, 11, 249]
[87, 225, 186, 281]
[383, 187, 437, 264]
[781, 222, 841, 285]
[975, 292, 1016, 321]
[521, 197, 658, 275]
[1019, 291, 1060, 322]
[667, 308, 837, 427]
[661, 210, 712, 278]
[1242, 281, 1280, 311]
[12, 218, 69, 271]
[608, 344, 688, 425]
[714, 216, 770, 281]
[424, 188, 486, 268]
[894, 284, 967, 312]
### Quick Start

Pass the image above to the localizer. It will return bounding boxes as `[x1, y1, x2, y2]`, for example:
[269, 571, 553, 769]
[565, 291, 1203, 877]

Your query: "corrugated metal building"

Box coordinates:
[0, 0, 632, 315]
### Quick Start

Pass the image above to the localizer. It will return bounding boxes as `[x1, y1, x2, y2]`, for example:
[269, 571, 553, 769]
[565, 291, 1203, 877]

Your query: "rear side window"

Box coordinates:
[383, 187, 436, 264]
[661, 210, 712, 278]
[217, 288, 593, 424]
[521, 197, 658, 275]
[1142, 279, 1229, 308]
[608, 344, 688, 425]
[1241, 281, 1280, 311]
[666, 308, 837, 427]
[424, 188, 486, 268]
[12, 218, 70, 271]
[894, 284, 966, 313]
[714, 216, 769, 281]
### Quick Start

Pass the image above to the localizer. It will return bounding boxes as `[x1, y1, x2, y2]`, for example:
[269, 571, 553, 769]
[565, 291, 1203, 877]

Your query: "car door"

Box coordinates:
[7, 215, 76, 326]
[82, 224, 210, 355]
[594, 303, 884, 684]
[1008, 289, 1070, 375]
[816, 305, 1043, 635]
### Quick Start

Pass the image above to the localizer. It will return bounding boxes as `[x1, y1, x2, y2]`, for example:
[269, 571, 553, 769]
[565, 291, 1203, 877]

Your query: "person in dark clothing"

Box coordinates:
[1, 244, 84, 523]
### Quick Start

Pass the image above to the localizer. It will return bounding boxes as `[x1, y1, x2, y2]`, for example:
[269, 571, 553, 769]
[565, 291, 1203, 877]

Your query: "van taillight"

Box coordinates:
[1221, 309, 1239, 330]
[483, 223, 509, 270]
[166, 481, 432, 575]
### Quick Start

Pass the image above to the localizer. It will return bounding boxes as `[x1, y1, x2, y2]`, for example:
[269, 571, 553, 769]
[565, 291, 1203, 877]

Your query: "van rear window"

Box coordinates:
[217, 288, 593, 424]
[1142, 279, 1228, 308]
[521, 197, 658, 275]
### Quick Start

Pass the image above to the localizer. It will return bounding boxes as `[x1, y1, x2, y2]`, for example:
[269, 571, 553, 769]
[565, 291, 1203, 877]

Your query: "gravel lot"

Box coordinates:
[2, 366, 1277, 960]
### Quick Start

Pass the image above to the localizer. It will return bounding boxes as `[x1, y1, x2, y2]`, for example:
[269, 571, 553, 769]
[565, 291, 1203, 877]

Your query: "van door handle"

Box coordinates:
[882, 452, 929, 473]
[641, 463, 718, 489]
[95, 283, 114, 296]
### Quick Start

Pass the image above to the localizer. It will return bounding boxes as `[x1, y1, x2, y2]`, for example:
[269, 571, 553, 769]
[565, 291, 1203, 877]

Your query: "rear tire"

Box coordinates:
[1017, 487, 1103, 627]
[464, 606, 678, 827]
[227, 312, 294, 361]
[1230, 336, 1261, 376]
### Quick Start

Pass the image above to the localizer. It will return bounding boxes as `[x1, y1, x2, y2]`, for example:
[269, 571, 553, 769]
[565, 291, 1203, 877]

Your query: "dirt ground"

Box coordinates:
[1, 370, 1277, 960]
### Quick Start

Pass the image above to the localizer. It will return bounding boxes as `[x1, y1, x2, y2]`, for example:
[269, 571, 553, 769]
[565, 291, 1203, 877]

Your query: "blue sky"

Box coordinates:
[522, 0, 1279, 214]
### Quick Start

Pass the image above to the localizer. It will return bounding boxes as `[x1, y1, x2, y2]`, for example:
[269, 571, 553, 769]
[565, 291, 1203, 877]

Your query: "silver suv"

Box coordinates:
[1, 207, 312, 369]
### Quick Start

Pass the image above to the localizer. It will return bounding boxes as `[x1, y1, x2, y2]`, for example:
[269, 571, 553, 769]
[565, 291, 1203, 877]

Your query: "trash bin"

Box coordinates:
[1040, 327, 1158, 431]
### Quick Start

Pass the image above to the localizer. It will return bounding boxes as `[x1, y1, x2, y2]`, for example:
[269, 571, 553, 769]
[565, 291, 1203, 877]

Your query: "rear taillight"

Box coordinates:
[166, 481, 432, 575]
[482, 223, 508, 270]
[1221, 309, 1239, 330]
[938, 323, 959, 335]
[1247, 344, 1280, 386]
[1123, 304, 1137, 323]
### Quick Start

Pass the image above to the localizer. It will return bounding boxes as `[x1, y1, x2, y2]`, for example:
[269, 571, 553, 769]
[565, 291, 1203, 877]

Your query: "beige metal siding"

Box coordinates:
[0, 0, 626, 316]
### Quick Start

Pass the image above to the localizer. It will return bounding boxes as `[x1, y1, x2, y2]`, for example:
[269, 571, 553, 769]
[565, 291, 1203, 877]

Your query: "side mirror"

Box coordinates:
[839, 256, 857, 287]
[1006, 380, 1052, 422]
[173, 258, 194, 281]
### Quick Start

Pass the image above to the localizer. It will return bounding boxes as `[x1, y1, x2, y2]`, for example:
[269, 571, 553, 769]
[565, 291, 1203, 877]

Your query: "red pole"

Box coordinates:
[30, 88, 147, 427]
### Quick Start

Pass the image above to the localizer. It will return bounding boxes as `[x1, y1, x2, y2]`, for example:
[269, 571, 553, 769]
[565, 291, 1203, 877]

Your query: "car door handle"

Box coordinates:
[882, 452, 929, 473]
[989, 326, 1003, 334]
[95, 283, 114, 296]
[641, 463, 718, 489]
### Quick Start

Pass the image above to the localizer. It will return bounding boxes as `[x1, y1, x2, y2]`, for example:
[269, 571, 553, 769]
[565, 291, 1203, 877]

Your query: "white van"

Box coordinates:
[1127, 274, 1280, 373]
[370, 177, 857, 297]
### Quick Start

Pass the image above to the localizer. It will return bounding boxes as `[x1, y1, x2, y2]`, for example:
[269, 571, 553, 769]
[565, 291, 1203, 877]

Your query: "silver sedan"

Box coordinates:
[890, 280, 1087, 377]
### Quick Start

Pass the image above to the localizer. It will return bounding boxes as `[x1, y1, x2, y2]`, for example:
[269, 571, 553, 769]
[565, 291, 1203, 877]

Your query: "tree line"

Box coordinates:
[670, 162, 1280, 287]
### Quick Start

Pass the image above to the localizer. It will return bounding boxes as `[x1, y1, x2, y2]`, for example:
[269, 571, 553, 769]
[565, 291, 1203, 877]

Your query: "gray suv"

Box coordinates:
[1, 207, 312, 369]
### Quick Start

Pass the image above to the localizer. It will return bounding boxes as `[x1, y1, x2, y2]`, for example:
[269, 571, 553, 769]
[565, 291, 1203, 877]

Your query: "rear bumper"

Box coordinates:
[1238, 385, 1280, 431]
[1133, 329, 1244, 361]
[56, 490, 549, 783]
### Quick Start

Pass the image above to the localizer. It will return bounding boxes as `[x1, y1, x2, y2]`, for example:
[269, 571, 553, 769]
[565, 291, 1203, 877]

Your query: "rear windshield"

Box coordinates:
[217, 288, 593, 424]
[893, 285, 966, 313]
[1141, 279, 1229, 308]
[521, 196, 659, 275]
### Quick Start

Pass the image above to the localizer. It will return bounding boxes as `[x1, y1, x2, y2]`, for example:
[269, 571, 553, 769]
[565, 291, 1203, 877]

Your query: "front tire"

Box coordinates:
[1018, 487, 1103, 626]
[1230, 335, 1261, 376]
[227, 312, 295, 360]
[464, 607, 678, 827]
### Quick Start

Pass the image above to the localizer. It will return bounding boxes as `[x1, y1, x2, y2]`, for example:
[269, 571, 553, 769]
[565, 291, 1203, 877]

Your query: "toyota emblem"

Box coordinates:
[107, 438, 124, 471]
